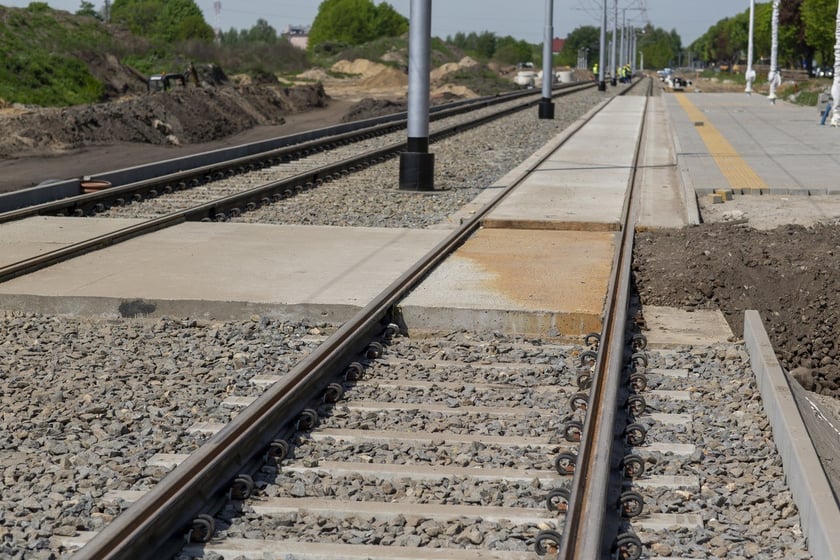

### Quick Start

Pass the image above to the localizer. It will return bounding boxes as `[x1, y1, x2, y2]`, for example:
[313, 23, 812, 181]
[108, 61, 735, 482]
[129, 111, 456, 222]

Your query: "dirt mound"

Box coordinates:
[0, 83, 328, 157]
[633, 222, 840, 398]
[430, 56, 479, 82]
[341, 98, 406, 122]
[432, 84, 478, 99]
[331, 59, 407, 89]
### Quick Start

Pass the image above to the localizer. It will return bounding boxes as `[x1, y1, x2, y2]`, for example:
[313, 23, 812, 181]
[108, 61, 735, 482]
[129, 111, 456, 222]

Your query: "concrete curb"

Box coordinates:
[665, 100, 701, 226]
[744, 310, 840, 560]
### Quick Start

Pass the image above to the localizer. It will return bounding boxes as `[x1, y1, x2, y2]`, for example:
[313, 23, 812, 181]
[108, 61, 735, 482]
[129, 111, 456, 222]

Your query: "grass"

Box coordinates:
[0, 5, 112, 105]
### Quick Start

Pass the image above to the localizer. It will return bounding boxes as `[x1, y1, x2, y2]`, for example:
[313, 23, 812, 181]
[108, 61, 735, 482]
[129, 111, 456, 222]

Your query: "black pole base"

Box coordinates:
[399, 151, 435, 191]
[598, 80, 607, 91]
[538, 99, 555, 119]
[611, 78, 617, 87]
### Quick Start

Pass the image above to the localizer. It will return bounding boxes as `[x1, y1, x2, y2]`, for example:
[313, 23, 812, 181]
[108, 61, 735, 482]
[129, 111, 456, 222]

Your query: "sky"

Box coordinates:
[0, 0, 744, 46]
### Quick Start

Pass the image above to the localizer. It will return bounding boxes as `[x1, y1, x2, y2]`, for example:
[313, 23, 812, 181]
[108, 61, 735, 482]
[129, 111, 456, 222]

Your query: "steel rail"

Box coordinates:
[70, 86, 613, 560]
[0, 84, 586, 224]
[558, 77, 651, 559]
[0, 83, 596, 284]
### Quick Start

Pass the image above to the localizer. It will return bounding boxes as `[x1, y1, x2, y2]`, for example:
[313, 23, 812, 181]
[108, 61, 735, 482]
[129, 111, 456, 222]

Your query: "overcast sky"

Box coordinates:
[0, 0, 745, 45]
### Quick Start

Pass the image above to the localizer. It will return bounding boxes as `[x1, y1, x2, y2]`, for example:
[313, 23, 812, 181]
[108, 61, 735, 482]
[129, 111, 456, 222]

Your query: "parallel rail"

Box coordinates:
[0, 83, 595, 285]
[0, 84, 590, 222]
[557, 77, 651, 560]
[70, 80, 630, 560]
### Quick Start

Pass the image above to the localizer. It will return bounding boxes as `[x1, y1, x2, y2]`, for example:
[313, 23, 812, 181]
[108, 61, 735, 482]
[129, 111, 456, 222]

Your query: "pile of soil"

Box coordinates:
[634, 222, 840, 398]
[0, 82, 328, 158]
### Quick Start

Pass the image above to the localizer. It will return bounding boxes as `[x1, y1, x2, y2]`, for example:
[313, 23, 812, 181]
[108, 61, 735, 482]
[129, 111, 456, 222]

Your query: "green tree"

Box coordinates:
[557, 26, 600, 68]
[110, 0, 213, 42]
[75, 1, 101, 19]
[308, 0, 407, 51]
[245, 18, 278, 44]
[802, 0, 838, 66]
[494, 36, 533, 65]
[637, 24, 682, 68]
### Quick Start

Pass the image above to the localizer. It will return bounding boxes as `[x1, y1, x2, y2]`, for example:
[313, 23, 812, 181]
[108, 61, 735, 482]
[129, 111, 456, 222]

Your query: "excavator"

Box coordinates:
[147, 63, 200, 92]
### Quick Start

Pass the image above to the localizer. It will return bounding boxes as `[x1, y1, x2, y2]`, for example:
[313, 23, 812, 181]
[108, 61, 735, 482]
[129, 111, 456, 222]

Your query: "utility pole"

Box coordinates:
[598, 0, 607, 91]
[830, 0, 840, 125]
[539, 0, 555, 119]
[399, 0, 434, 190]
[769, 0, 781, 104]
[746, 0, 755, 95]
[610, 0, 618, 85]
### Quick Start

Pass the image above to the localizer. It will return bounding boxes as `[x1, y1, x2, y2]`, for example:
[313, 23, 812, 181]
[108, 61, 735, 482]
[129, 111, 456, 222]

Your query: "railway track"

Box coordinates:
[0, 84, 589, 224]
[56, 79, 661, 560]
[4, 77, 819, 559]
[0, 83, 596, 285]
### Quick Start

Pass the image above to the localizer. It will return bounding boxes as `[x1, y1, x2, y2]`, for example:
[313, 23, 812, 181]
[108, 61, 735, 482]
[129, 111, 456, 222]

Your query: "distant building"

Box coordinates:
[552, 38, 565, 56]
[282, 25, 309, 50]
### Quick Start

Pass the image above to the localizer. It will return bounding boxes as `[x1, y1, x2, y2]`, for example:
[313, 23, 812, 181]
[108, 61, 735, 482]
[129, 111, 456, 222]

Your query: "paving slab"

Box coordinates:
[665, 92, 840, 195]
[400, 228, 615, 338]
[637, 96, 693, 229]
[484, 96, 645, 230]
[642, 305, 733, 347]
[0, 218, 447, 321]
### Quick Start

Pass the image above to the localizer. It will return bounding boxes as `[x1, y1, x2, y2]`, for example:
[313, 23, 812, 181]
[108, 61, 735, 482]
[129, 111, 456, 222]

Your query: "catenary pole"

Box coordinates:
[831, 0, 840, 126]
[399, 0, 434, 190]
[746, 0, 756, 94]
[598, 0, 607, 91]
[768, 0, 781, 104]
[539, 0, 555, 118]
[611, 0, 618, 86]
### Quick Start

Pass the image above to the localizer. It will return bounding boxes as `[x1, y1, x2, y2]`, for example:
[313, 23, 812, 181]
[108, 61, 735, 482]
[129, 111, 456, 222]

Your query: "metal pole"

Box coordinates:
[746, 0, 756, 94]
[399, 0, 434, 190]
[630, 26, 636, 74]
[539, 0, 555, 118]
[598, 0, 607, 90]
[620, 9, 626, 67]
[610, 0, 618, 86]
[768, 0, 781, 104]
[831, 0, 840, 125]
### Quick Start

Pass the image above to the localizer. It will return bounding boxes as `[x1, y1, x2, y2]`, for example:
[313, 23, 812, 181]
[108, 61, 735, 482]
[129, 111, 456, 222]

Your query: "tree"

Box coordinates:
[75, 0, 101, 19]
[803, 0, 839, 66]
[110, 0, 213, 43]
[557, 25, 600, 68]
[308, 0, 407, 51]
[637, 24, 683, 69]
[245, 19, 278, 44]
[494, 36, 533, 65]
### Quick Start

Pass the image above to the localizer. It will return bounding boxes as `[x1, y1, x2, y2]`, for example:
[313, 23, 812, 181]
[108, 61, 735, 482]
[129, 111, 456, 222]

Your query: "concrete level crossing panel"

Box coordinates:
[400, 228, 616, 338]
[484, 96, 646, 231]
[0, 219, 448, 321]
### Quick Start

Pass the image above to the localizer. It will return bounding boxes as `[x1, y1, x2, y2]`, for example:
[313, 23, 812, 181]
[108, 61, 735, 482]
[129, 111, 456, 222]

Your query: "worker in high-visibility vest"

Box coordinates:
[593, 63, 598, 77]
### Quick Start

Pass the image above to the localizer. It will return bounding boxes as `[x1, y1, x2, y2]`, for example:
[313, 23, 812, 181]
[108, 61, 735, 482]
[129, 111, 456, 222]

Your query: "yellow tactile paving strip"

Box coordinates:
[673, 93, 769, 192]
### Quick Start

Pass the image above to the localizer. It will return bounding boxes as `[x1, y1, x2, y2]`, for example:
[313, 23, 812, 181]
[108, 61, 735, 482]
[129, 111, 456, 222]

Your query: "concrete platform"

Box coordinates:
[400, 228, 615, 337]
[665, 92, 840, 195]
[484, 96, 646, 231]
[0, 218, 447, 321]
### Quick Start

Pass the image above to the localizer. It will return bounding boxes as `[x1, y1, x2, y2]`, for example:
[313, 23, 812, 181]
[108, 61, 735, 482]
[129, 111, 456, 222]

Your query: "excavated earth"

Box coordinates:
[634, 220, 840, 399]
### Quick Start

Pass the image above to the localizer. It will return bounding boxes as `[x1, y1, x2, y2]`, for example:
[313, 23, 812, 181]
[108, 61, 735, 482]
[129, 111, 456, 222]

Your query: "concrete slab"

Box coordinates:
[0, 220, 448, 321]
[637, 96, 692, 229]
[642, 305, 733, 347]
[0, 216, 145, 267]
[485, 97, 645, 230]
[400, 228, 615, 337]
[665, 93, 840, 195]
